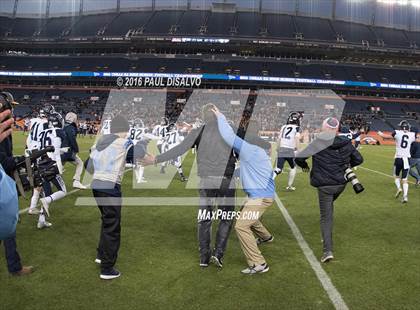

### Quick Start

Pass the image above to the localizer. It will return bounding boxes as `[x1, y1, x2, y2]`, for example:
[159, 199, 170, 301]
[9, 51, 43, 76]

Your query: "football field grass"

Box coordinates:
[0, 133, 419, 310]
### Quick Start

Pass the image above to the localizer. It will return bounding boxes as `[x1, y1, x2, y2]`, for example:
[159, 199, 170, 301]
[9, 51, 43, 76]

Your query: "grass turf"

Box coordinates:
[0, 133, 419, 310]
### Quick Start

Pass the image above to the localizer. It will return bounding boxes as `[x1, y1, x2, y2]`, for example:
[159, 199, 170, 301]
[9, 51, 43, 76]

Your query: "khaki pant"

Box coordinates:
[235, 198, 274, 266]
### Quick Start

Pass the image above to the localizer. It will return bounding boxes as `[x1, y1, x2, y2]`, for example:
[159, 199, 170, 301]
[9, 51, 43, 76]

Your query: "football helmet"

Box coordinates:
[40, 104, 55, 118]
[166, 123, 176, 132]
[160, 117, 169, 126]
[287, 112, 301, 126]
[399, 120, 410, 131]
[48, 112, 64, 129]
[135, 118, 144, 128]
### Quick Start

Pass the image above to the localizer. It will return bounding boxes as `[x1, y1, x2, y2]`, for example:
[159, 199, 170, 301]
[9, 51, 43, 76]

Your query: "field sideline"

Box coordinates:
[0, 133, 419, 310]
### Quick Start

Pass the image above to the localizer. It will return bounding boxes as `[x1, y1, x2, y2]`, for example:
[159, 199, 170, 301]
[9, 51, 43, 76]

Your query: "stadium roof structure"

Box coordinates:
[0, 0, 420, 32]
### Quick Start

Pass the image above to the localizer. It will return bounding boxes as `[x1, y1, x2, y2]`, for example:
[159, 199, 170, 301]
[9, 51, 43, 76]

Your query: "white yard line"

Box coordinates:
[274, 194, 349, 310]
[358, 166, 416, 185]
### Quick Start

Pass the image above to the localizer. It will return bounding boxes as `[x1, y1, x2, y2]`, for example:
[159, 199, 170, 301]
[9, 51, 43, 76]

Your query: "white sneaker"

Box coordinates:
[241, 263, 269, 275]
[28, 208, 40, 215]
[402, 196, 408, 204]
[37, 221, 52, 229]
[395, 189, 402, 199]
[286, 186, 296, 191]
[73, 180, 87, 190]
[40, 198, 50, 217]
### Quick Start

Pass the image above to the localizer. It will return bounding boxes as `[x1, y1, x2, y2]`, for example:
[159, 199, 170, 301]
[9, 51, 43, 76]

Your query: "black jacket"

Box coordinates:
[156, 120, 271, 178]
[62, 123, 79, 154]
[295, 134, 363, 188]
[410, 141, 420, 159]
[0, 135, 15, 177]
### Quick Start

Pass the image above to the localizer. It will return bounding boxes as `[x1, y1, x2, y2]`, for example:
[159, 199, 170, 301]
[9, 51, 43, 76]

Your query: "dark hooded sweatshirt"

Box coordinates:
[295, 133, 364, 188]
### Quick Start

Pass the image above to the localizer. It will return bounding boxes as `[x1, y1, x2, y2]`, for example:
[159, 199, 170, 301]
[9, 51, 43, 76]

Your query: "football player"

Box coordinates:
[162, 123, 187, 182]
[33, 112, 68, 228]
[26, 107, 51, 151]
[152, 117, 169, 174]
[128, 118, 149, 183]
[378, 120, 416, 203]
[350, 127, 362, 150]
[27, 107, 53, 215]
[273, 112, 301, 191]
[100, 116, 112, 135]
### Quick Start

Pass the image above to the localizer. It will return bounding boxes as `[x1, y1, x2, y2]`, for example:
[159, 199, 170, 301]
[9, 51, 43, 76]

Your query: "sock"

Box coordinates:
[73, 155, 84, 182]
[394, 178, 401, 190]
[30, 189, 40, 210]
[38, 212, 45, 224]
[402, 182, 409, 198]
[135, 165, 145, 183]
[49, 191, 66, 202]
[177, 167, 184, 176]
[288, 168, 297, 187]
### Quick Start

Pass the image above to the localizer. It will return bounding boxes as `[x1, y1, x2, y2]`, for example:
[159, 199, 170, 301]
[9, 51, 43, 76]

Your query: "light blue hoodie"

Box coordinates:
[216, 115, 275, 199]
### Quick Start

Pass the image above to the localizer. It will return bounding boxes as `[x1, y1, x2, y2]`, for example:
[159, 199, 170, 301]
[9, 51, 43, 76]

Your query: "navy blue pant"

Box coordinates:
[1, 234, 22, 273]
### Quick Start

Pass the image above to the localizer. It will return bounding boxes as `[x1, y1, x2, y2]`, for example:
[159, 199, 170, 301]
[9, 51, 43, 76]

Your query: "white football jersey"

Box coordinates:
[393, 130, 416, 158]
[26, 118, 48, 150]
[153, 125, 167, 146]
[163, 129, 183, 152]
[101, 119, 111, 135]
[128, 126, 146, 145]
[279, 124, 300, 149]
[38, 127, 66, 173]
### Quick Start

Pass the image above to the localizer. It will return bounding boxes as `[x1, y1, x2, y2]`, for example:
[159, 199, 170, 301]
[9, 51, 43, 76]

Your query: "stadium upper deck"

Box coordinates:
[0, 11, 419, 50]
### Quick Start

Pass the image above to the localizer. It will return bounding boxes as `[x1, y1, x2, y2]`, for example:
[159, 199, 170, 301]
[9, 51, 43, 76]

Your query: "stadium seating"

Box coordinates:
[0, 11, 419, 49]
[0, 16, 12, 37]
[372, 27, 409, 47]
[9, 18, 45, 37]
[105, 12, 153, 36]
[264, 14, 296, 39]
[206, 12, 236, 36]
[41, 16, 74, 37]
[70, 14, 117, 37]
[236, 12, 262, 37]
[1, 55, 419, 85]
[294, 16, 336, 41]
[330, 20, 378, 44]
[144, 11, 185, 35]
[177, 10, 208, 35]
[405, 31, 420, 47]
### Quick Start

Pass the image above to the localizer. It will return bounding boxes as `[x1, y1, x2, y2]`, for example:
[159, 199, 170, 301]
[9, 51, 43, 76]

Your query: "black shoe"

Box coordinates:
[321, 252, 334, 263]
[211, 255, 223, 268]
[100, 268, 121, 280]
[180, 175, 188, 182]
[200, 255, 210, 268]
[256, 235, 274, 245]
[160, 167, 166, 174]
